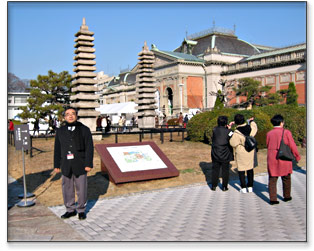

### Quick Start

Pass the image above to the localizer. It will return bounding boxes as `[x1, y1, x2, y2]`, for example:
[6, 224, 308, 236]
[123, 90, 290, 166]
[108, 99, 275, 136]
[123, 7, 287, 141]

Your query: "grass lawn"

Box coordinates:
[8, 132, 306, 207]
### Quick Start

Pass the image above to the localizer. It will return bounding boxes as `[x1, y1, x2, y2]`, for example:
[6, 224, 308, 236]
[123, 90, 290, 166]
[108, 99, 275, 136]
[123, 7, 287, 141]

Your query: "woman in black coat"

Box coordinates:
[211, 116, 234, 191]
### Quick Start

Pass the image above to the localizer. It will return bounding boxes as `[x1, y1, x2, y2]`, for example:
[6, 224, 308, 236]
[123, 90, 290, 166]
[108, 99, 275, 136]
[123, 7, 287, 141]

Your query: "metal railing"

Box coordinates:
[8, 126, 187, 157]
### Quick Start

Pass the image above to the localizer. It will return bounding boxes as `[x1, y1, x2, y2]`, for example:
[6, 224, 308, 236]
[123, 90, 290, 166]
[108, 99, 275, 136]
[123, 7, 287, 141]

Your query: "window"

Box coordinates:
[296, 51, 305, 58]
[14, 96, 27, 103]
[280, 54, 290, 61]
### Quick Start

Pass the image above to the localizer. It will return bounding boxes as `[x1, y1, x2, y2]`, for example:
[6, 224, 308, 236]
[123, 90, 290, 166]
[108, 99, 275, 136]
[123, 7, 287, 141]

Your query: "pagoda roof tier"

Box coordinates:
[135, 93, 156, 99]
[74, 47, 96, 54]
[135, 111, 156, 117]
[72, 85, 99, 92]
[74, 35, 95, 42]
[72, 72, 97, 79]
[136, 82, 156, 87]
[71, 78, 97, 86]
[138, 55, 155, 60]
[136, 87, 157, 93]
[73, 66, 97, 72]
[73, 60, 96, 66]
[137, 68, 154, 72]
[138, 64, 154, 69]
[137, 73, 155, 78]
[75, 30, 94, 37]
[73, 53, 96, 60]
[70, 101, 100, 109]
[137, 77, 156, 82]
[138, 59, 155, 64]
[138, 50, 154, 56]
[135, 105, 158, 110]
[77, 110, 101, 117]
[70, 93, 100, 101]
[74, 41, 95, 48]
[135, 99, 157, 105]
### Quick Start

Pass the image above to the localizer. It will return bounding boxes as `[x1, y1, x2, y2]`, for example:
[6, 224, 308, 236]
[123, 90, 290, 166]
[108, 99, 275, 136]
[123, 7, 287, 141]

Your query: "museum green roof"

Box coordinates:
[243, 43, 306, 61]
[152, 49, 204, 63]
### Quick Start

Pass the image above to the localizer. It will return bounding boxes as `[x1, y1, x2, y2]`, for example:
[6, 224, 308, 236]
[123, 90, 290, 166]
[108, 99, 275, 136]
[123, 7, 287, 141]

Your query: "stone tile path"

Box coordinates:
[49, 169, 307, 241]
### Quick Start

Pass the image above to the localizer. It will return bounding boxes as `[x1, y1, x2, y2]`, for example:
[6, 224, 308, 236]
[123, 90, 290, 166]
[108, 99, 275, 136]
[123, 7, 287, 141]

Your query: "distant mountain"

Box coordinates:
[8, 73, 30, 93]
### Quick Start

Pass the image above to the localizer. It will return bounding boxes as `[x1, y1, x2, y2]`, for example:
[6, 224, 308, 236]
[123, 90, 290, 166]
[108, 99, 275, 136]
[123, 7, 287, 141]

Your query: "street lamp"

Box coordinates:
[179, 83, 184, 113]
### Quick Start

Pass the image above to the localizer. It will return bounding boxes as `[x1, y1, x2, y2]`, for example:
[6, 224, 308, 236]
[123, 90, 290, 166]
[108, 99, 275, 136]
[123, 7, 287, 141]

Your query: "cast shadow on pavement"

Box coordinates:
[85, 172, 110, 214]
[229, 177, 273, 203]
[8, 169, 54, 209]
[199, 161, 236, 190]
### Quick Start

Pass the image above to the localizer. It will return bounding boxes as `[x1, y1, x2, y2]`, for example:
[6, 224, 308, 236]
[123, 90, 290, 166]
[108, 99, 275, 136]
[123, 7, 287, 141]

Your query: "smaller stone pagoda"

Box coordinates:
[135, 42, 157, 128]
[71, 18, 100, 133]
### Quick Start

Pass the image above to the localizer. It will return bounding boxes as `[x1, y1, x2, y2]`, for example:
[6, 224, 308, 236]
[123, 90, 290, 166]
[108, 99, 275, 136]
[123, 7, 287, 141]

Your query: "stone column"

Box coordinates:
[71, 18, 100, 136]
[135, 42, 157, 128]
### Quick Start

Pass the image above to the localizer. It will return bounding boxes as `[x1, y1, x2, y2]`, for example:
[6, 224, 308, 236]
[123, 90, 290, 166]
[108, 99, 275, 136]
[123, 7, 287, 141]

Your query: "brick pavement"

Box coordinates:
[49, 169, 307, 241]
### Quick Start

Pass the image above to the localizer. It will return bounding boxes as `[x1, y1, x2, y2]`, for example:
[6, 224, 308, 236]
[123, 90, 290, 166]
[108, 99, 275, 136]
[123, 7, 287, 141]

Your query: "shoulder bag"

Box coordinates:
[276, 129, 294, 161]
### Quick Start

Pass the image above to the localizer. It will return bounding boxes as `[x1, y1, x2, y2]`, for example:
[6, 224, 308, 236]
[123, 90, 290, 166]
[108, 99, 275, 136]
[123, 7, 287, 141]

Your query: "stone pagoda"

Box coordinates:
[71, 17, 100, 133]
[135, 42, 157, 128]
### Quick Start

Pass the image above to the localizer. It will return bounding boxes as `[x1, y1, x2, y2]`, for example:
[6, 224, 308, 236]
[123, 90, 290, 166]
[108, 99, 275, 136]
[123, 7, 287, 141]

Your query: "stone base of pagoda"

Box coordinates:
[137, 116, 155, 128]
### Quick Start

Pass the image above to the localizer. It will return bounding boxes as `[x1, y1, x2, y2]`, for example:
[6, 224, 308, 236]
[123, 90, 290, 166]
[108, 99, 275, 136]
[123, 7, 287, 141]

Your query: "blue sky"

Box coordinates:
[7, 1, 306, 80]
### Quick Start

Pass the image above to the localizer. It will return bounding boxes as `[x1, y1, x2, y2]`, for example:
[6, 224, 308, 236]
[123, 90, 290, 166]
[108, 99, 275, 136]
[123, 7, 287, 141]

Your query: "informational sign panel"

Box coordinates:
[14, 124, 31, 151]
[95, 142, 179, 184]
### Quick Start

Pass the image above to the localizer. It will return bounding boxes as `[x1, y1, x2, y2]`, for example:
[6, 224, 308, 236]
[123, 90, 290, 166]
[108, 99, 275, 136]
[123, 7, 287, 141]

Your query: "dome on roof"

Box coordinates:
[175, 32, 260, 56]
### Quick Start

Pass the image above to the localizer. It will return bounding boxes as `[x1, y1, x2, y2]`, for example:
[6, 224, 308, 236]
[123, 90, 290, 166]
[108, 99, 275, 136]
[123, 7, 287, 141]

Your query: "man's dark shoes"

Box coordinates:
[61, 211, 77, 219]
[284, 197, 292, 202]
[270, 201, 280, 205]
[222, 187, 229, 192]
[78, 212, 86, 220]
[211, 186, 217, 191]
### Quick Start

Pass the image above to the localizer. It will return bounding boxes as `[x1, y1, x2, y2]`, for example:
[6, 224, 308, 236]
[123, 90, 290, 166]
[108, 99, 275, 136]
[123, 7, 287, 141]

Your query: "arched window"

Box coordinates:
[166, 87, 173, 115]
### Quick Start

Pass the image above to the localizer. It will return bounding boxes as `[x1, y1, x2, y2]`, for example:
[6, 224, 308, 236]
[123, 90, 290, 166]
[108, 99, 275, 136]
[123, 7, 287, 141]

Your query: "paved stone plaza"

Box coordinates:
[48, 169, 306, 241]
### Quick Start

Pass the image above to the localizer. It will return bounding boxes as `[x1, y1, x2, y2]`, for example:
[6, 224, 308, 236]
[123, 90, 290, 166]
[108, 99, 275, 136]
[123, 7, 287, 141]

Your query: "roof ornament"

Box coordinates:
[143, 41, 149, 51]
[80, 17, 88, 30]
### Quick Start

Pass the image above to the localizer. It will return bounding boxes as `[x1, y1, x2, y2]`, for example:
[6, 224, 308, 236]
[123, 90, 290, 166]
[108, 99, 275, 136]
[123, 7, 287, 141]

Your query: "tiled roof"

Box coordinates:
[174, 33, 260, 56]
[152, 49, 204, 63]
[243, 43, 306, 61]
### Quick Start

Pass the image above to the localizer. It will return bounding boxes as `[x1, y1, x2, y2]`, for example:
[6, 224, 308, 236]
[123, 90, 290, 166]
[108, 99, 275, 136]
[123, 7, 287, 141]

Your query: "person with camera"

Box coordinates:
[210, 116, 234, 191]
[230, 114, 258, 193]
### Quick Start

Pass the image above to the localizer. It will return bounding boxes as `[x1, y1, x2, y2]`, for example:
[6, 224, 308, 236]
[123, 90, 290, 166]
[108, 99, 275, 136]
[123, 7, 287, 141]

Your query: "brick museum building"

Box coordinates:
[97, 27, 306, 117]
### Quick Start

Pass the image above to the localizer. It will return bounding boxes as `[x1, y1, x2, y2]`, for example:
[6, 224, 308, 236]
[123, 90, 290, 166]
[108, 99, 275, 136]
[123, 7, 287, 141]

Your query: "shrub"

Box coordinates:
[187, 108, 273, 148]
[259, 104, 306, 145]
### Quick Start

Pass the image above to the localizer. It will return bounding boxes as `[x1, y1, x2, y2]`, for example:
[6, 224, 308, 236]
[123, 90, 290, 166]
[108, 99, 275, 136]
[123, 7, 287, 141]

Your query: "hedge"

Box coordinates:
[186, 105, 306, 148]
[259, 104, 306, 145]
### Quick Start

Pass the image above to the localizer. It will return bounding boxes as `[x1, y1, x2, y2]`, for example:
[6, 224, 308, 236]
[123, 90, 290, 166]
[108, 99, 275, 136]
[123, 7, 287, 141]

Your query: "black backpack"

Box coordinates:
[244, 135, 257, 152]
[236, 131, 257, 152]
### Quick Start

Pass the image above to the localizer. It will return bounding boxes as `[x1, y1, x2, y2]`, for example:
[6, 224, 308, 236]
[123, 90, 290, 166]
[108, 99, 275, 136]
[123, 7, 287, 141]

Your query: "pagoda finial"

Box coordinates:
[143, 41, 149, 51]
[80, 17, 88, 30]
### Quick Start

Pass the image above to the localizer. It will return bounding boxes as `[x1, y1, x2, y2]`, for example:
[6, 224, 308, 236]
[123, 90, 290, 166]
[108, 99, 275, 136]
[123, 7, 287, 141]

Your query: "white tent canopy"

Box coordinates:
[96, 102, 137, 115]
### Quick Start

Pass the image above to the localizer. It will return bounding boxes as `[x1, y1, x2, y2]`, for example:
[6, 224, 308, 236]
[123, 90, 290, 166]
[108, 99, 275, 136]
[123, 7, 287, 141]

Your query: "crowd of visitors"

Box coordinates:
[210, 113, 301, 205]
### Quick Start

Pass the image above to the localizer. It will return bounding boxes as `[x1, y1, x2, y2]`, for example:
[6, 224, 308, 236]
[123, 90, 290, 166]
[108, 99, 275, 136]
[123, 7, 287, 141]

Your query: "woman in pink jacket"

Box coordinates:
[266, 114, 301, 205]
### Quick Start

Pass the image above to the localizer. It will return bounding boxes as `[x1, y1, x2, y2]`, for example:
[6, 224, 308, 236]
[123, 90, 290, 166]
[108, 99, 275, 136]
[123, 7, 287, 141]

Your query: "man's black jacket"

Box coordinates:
[211, 126, 234, 163]
[54, 121, 94, 178]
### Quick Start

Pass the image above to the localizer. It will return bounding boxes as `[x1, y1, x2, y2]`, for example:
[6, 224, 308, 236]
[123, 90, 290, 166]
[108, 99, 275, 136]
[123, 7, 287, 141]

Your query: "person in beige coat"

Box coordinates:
[230, 114, 258, 193]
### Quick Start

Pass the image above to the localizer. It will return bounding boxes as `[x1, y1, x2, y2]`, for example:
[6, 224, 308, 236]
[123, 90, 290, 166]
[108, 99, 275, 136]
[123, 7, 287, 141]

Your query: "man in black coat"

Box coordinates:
[54, 107, 94, 220]
[211, 116, 234, 191]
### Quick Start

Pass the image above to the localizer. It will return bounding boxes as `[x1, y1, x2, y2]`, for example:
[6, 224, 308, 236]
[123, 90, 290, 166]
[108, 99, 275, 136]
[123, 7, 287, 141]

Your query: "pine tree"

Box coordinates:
[233, 78, 272, 108]
[19, 70, 72, 121]
[286, 82, 298, 107]
[213, 90, 224, 109]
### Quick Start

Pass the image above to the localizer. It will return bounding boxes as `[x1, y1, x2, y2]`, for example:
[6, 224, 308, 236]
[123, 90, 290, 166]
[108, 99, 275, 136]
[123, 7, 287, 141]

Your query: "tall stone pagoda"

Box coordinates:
[135, 42, 157, 128]
[71, 17, 100, 132]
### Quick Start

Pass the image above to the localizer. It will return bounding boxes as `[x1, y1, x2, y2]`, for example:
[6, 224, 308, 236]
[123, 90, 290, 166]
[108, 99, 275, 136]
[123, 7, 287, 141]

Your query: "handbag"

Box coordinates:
[276, 129, 294, 161]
